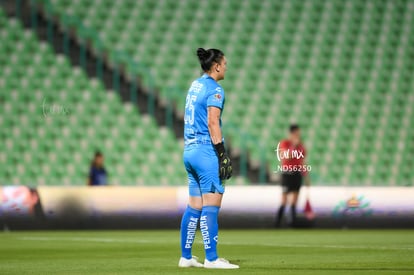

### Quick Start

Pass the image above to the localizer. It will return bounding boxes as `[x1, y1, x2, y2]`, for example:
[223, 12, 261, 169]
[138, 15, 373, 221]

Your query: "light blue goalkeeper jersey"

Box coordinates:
[184, 73, 225, 146]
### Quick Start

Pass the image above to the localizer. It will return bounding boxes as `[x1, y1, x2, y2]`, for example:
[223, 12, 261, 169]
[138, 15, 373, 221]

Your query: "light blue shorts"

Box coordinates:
[183, 143, 224, 197]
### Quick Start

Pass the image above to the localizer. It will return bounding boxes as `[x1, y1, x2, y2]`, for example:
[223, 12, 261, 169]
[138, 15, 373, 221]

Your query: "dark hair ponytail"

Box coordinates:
[196, 48, 224, 72]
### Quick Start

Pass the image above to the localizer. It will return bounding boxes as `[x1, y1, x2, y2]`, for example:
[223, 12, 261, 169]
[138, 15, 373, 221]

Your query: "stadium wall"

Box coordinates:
[1, 186, 413, 229]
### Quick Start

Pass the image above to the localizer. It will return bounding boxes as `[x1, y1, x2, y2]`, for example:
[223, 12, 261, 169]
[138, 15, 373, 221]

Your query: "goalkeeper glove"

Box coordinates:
[214, 142, 232, 180]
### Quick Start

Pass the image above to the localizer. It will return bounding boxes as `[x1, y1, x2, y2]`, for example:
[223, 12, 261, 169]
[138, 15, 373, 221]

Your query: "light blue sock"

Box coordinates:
[180, 206, 201, 259]
[200, 206, 220, 261]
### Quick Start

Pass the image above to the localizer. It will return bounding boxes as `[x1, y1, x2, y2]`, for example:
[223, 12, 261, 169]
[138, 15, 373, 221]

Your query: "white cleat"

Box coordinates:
[204, 258, 239, 269]
[178, 256, 204, 268]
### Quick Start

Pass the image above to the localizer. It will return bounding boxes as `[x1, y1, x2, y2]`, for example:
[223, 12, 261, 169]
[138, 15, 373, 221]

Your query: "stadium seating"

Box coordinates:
[42, 0, 413, 186]
[0, 9, 214, 186]
[1, 0, 413, 186]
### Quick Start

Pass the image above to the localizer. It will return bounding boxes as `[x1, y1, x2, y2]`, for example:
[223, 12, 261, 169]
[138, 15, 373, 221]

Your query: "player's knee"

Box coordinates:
[202, 193, 223, 207]
[188, 196, 203, 210]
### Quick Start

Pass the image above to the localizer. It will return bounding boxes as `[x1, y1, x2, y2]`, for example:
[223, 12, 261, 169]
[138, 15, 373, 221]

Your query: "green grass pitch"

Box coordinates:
[0, 230, 413, 274]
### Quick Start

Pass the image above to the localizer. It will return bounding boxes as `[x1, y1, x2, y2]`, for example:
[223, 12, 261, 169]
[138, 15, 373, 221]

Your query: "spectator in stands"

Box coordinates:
[87, 151, 108, 186]
[275, 124, 310, 226]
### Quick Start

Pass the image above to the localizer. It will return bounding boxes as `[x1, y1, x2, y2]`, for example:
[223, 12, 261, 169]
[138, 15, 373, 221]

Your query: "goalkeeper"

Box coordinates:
[178, 48, 238, 269]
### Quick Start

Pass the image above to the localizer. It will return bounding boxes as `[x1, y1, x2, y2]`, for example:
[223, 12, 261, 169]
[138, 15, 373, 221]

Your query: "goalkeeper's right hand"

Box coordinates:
[214, 142, 233, 180]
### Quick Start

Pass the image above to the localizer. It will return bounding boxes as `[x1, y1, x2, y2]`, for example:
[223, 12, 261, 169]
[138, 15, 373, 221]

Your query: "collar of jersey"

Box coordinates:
[202, 73, 214, 80]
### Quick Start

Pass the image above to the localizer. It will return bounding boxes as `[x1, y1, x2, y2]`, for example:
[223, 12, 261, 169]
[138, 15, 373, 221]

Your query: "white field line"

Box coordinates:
[17, 236, 156, 244]
[16, 236, 414, 251]
[221, 242, 414, 251]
